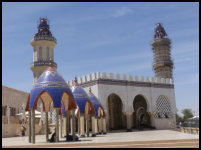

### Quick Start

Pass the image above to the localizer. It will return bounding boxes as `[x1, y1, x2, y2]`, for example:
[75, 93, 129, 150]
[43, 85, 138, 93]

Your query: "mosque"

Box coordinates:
[25, 18, 177, 144]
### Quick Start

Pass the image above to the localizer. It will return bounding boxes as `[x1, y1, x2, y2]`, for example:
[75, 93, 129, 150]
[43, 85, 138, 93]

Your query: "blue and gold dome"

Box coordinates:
[29, 67, 74, 110]
[70, 77, 95, 114]
[88, 88, 105, 117]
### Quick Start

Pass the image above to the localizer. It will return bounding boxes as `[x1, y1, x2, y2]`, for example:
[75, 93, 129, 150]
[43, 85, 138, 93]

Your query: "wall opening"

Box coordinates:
[133, 95, 151, 129]
[107, 93, 124, 130]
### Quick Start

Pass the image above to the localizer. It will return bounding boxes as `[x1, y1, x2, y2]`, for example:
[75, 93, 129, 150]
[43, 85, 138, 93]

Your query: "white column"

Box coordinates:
[31, 109, 35, 144]
[98, 117, 102, 134]
[94, 117, 98, 134]
[60, 115, 63, 138]
[65, 111, 70, 136]
[91, 115, 96, 136]
[101, 117, 103, 133]
[80, 114, 85, 137]
[78, 116, 80, 135]
[86, 115, 89, 137]
[45, 112, 49, 142]
[56, 108, 59, 142]
[102, 117, 107, 134]
[70, 117, 73, 135]
[71, 109, 76, 141]
[126, 112, 133, 132]
[28, 111, 32, 143]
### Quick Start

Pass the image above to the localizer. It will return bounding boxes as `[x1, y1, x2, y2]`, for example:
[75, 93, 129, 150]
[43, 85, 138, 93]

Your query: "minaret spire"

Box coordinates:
[151, 23, 174, 79]
[30, 17, 57, 84]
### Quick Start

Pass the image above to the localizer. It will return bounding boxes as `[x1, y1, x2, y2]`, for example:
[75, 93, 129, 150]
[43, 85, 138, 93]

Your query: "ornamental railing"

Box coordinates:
[30, 61, 57, 68]
[31, 36, 57, 43]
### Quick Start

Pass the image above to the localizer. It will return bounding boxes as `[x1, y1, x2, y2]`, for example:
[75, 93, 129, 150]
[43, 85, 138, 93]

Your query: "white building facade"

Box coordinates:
[67, 73, 177, 131]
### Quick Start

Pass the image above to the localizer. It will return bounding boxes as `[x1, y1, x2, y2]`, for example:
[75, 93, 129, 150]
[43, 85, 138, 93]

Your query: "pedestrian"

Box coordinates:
[20, 125, 26, 136]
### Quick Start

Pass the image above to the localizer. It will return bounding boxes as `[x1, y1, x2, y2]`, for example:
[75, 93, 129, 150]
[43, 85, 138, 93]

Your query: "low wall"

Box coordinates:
[2, 123, 44, 138]
[154, 118, 174, 129]
[180, 127, 199, 135]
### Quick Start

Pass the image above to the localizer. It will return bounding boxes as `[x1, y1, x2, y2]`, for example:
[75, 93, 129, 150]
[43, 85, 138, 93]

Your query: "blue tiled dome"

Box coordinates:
[71, 85, 90, 114]
[29, 67, 74, 110]
[88, 89, 104, 117]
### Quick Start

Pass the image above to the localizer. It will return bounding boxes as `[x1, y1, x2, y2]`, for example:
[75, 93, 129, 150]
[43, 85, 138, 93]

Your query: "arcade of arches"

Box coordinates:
[106, 94, 151, 130]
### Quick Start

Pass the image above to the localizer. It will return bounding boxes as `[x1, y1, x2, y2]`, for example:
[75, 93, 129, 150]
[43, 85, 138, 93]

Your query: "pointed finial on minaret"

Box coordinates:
[89, 87, 92, 94]
[154, 23, 168, 39]
[74, 76, 78, 86]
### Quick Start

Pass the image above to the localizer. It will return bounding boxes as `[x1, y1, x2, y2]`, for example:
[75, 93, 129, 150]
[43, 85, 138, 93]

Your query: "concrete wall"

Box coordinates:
[2, 116, 20, 124]
[2, 86, 29, 109]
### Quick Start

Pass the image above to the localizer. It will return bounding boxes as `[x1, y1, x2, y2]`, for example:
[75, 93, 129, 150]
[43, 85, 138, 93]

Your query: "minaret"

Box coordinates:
[151, 23, 174, 79]
[30, 17, 57, 83]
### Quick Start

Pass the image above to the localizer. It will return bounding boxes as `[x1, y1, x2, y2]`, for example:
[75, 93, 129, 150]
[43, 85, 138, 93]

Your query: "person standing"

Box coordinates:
[20, 125, 26, 136]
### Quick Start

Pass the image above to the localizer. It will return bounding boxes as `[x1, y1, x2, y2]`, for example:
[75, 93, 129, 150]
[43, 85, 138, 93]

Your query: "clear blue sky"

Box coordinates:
[2, 2, 199, 116]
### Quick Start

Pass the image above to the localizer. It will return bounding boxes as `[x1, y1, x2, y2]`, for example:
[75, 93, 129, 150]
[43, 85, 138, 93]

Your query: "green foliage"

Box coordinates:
[176, 113, 183, 123]
[182, 109, 194, 120]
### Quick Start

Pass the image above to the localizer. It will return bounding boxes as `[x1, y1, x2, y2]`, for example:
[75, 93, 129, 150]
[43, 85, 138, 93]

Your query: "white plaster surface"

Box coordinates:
[81, 79, 177, 130]
[2, 130, 199, 147]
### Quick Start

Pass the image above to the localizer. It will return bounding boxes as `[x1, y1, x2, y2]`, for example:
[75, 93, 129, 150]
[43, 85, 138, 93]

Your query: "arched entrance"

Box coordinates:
[133, 95, 151, 129]
[107, 94, 123, 130]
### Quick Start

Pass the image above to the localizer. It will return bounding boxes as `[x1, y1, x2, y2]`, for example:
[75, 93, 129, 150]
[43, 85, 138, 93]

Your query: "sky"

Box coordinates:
[2, 2, 199, 116]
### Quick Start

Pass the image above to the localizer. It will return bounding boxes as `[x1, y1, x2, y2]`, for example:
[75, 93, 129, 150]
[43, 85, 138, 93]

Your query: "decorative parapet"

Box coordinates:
[109, 73, 114, 79]
[128, 75, 133, 81]
[116, 73, 120, 80]
[67, 72, 174, 86]
[78, 77, 82, 84]
[87, 74, 92, 82]
[122, 74, 127, 80]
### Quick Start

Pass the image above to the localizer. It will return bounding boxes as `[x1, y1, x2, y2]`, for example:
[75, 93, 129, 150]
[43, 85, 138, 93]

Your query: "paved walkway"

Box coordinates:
[2, 130, 199, 148]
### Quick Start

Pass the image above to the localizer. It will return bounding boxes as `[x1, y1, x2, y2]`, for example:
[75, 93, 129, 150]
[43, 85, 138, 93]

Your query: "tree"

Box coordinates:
[176, 113, 183, 123]
[182, 109, 194, 120]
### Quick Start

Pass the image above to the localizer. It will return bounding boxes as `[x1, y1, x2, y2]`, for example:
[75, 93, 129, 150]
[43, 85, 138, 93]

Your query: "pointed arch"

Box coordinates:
[107, 93, 124, 130]
[133, 94, 151, 128]
[61, 90, 76, 112]
[31, 90, 53, 112]
[85, 101, 95, 116]
[98, 106, 105, 117]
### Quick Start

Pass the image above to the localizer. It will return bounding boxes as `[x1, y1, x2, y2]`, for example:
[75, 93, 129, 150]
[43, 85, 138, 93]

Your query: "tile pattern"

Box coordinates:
[155, 95, 172, 118]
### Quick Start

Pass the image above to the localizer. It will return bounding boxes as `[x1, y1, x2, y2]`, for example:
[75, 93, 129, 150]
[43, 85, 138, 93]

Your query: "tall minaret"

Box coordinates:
[30, 18, 57, 83]
[151, 23, 173, 79]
